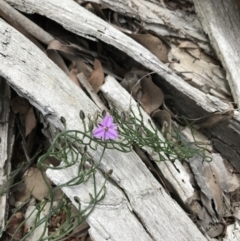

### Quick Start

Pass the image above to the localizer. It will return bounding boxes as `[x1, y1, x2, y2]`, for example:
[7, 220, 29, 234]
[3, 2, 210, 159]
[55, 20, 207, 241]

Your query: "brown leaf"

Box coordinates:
[25, 107, 37, 137]
[6, 212, 25, 240]
[198, 109, 234, 128]
[140, 75, 164, 114]
[52, 188, 64, 201]
[88, 59, 104, 93]
[12, 183, 31, 202]
[69, 67, 81, 88]
[74, 59, 92, 79]
[129, 33, 168, 63]
[206, 223, 224, 238]
[121, 71, 142, 99]
[152, 110, 171, 133]
[24, 167, 51, 201]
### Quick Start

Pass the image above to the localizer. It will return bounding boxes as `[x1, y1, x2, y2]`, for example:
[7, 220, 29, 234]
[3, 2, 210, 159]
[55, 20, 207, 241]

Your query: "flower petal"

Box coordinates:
[102, 131, 108, 141]
[105, 128, 118, 140]
[109, 123, 118, 129]
[93, 127, 105, 138]
[102, 115, 113, 127]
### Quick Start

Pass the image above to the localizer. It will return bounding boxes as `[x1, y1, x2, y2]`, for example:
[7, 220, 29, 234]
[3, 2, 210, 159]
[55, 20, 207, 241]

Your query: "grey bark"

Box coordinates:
[0, 17, 207, 241]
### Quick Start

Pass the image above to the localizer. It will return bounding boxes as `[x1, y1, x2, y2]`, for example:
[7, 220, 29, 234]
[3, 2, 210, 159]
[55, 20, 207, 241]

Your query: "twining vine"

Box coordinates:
[2, 105, 211, 241]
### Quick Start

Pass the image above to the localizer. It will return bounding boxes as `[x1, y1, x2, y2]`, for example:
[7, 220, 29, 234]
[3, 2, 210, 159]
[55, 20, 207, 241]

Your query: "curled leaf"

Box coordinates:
[129, 33, 168, 63]
[6, 212, 25, 240]
[140, 75, 164, 114]
[152, 109, 171, 133]
[88, 59, 104, 93]
[24, 168, 51, 201]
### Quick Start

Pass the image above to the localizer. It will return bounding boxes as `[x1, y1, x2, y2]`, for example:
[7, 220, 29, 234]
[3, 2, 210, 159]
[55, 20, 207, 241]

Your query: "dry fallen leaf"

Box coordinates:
[206, 223, 224, 238]
[152, 109, 171, 133]
[52, 188, 64, 201]
[74, 59, 92, 79]
[25, 107, 37, 137]
[69, 66, 81, 88]
[140, 75, 164, 114]
[187, 108, 234, 129]
[121, 71, 142, 99]
[6, 212, 25, 240]
[129, 33, 168, 63]
[12, 183, 31, 203]
[24, 167, 51, 201]
[189, 154, 226, 220]
[88, 59, 104, 93]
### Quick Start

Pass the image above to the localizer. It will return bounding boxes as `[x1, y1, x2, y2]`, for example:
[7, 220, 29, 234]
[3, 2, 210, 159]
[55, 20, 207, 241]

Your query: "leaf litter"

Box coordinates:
[1, 0, 239, 240]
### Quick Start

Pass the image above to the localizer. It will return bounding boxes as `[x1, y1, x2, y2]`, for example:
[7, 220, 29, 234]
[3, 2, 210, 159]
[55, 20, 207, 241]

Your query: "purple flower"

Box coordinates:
[93, 115, 118, 141]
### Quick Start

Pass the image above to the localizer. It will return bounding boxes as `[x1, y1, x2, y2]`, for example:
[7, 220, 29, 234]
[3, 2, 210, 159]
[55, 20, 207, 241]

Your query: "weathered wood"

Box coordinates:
[5, 0, 231, 115]
[193, 0, 240, 107]
[73, 0, 240, 171]
[2, 0, 240, 238]
[0, 18, 207, 240]
[77, 0, 209, 51]
[101, 76, 240, 238]
[6, 0, 240, 170]
[101, 76, 195, 204]
[0, 78, 12, 236]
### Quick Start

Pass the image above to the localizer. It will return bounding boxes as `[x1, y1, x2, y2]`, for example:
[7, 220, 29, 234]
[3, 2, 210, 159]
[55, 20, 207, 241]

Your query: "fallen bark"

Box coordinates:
[193, 0, 240, 107]
[5, 0, 240, 172]
[0, 78, 13, 236]
[0, 18, 207, 240]
[1, 0, 240, 239]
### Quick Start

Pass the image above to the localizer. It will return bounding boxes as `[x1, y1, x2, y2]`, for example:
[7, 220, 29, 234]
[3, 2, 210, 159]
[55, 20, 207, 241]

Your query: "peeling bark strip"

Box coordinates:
[0, 77, 10, 233]
[0, 18, 207, 240]
[79, 0, 210, 50]
[5, 0, 231, 115]
[193, 0, 240, 107]
[101, 76, 196, 204]
[6, 0, 240, 170]
[0, 78, 12, 237]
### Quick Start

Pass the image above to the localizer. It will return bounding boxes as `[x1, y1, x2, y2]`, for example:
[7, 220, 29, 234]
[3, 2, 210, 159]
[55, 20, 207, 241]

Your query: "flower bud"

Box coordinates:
[79, 110, 85, 120]
[60, 116, 66, 124]
[102, 110, 106, 117]
[74, 196, 80, 203]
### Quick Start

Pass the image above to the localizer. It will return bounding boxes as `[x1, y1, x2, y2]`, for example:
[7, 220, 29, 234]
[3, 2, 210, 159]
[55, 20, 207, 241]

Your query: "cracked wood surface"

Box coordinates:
[0, 18, 207, 240]
[193, 0, 240, 107]
[77, 0, 209, 51]
[5, 0, 240, 171]
[5, 0, 231, 116]
[1, 0, 240, 239]
[101, 76, 195, 204]
[0, 78, 12, 236]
